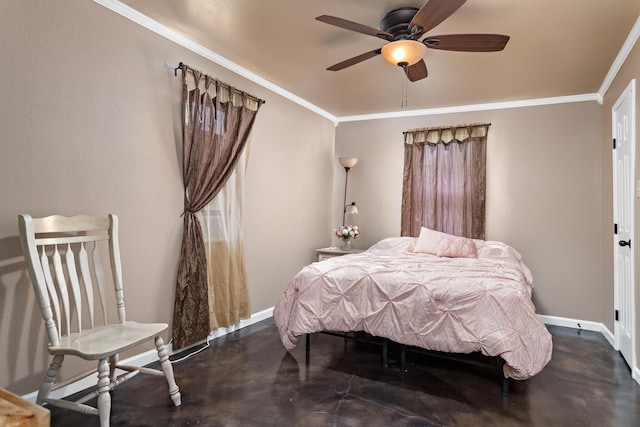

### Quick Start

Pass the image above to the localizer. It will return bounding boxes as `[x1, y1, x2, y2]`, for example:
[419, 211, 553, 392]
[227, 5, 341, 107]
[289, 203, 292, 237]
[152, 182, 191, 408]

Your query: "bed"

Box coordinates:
[273, 233, 553, 381]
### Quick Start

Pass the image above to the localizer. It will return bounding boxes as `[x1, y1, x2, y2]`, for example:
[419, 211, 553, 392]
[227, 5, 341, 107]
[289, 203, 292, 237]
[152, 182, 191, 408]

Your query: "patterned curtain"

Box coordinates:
[173, 64, 263, 350]
[401, 123, 488, 239]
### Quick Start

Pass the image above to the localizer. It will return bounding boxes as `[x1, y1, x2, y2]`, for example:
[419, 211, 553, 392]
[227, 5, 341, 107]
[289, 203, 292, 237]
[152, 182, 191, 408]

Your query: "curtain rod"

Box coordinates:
[403, 122, 491, 135]
[174, 62, 265, 105]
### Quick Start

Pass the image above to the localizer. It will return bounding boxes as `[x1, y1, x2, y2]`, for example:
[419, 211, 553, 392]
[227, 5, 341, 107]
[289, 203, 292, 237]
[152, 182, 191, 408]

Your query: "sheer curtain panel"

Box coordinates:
[173, 64, 262, 349]
[401, 124, 488, 239]
[199, 144, 251, 330]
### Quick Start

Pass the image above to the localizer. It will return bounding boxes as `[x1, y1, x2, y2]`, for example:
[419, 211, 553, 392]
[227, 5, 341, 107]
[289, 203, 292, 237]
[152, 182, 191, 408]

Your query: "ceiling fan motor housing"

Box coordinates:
[379, 7, 419, 40]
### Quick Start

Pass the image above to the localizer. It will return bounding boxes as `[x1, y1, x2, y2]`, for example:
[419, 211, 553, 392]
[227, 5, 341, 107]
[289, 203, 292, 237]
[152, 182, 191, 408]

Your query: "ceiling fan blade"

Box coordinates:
[327, 48, 382, 71]
[404, 59, 428, 82]
[424, 34, 510, 52]
[409, 0, 467, 37]
[316, 15, 393, 41]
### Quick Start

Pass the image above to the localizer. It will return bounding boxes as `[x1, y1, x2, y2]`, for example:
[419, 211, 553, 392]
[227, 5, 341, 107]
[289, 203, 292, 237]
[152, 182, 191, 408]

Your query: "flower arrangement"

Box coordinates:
[335, 225, 359, 241]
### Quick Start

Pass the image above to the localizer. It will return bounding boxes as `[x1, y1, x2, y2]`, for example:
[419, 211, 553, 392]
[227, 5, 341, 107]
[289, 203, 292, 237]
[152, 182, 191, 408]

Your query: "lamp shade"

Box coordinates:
[345, 203, 359, 216]
[381, 40, 427, 66]
[339, 157, 358, 169]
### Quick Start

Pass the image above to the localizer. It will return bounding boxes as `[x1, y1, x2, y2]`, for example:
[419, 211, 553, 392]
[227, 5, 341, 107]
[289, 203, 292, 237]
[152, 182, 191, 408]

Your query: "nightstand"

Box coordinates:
[316, 247, 364, 261]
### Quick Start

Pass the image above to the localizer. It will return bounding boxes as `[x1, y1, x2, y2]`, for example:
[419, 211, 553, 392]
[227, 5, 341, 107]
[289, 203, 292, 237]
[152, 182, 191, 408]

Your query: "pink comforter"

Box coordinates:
[274, 237, 552, 380]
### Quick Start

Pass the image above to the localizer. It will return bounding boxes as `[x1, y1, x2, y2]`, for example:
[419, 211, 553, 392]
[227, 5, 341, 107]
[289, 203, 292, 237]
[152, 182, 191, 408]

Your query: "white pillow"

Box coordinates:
[413, 227, 447, 255]
[368, 237, 416, 253]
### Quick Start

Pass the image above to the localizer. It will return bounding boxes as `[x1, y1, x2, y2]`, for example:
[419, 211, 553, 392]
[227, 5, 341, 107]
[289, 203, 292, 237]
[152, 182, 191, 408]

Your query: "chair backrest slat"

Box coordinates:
[39, 247, 62, 343]
[109, 215, 126, 323]
[19, 214, 125, 346]
[65, 243, 83, 332]
[51, 246, 71, 336]
[78, 243, 96, 328]
[91, 244, 109, 325]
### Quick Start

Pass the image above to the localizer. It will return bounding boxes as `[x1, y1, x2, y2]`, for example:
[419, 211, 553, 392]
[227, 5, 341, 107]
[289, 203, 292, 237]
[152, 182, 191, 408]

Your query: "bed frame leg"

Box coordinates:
[502, 377, 509, 397]
[497, 357, 509, 396]
[382, 339, 388, 368]
[305, 333, 310, 365]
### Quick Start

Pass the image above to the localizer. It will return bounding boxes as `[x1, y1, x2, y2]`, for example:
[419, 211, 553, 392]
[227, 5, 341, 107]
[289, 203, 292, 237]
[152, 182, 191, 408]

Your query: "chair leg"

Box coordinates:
[97, 358, 111, 427]
[155, 336, 181, 407]
[37, 354, 64, 405]
[108, 354, 119, 382]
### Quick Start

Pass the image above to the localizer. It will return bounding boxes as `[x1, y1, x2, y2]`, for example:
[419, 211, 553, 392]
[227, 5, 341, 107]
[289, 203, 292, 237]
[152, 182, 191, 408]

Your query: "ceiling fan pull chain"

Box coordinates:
[400, 70, 404, 108]
[403, 74, 406, 109]
[400, 65, 408, 109]
[404, 76, 408, 109]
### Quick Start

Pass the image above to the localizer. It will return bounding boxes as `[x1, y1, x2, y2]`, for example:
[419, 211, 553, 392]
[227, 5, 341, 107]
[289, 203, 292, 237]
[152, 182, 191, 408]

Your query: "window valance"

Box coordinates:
[404, 123, 490, 145]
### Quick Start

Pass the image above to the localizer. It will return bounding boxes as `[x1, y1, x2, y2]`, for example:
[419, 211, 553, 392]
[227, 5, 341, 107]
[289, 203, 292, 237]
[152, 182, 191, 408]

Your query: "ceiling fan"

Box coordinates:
[316, 0, 509, 82]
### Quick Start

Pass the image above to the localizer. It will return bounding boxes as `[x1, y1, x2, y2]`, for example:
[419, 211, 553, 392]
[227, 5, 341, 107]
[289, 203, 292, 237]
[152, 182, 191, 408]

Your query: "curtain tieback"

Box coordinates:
[181, 208, 198, 217]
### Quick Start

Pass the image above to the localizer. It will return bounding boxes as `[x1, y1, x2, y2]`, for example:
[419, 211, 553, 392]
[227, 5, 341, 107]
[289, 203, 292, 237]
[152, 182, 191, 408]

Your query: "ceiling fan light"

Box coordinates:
[381, 40, 427, 66]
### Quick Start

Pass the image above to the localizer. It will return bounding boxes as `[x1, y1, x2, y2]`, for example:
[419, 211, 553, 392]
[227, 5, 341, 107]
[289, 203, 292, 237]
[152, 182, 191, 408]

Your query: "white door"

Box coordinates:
[613, 79, 636, 368]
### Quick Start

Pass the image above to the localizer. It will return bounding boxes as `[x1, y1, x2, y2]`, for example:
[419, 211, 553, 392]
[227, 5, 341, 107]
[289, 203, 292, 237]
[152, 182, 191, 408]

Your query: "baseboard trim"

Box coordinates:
[538, 314, 602, 331]
[21, 307, 275, 403]
[600, 325, 616, 348]
[205, 307, 274, 341]
[537, 314, 617, 348]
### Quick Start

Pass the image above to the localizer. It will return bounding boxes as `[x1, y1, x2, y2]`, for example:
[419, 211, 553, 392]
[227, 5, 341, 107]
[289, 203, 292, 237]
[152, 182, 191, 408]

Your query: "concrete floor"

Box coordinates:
[49, 320, 640, 426]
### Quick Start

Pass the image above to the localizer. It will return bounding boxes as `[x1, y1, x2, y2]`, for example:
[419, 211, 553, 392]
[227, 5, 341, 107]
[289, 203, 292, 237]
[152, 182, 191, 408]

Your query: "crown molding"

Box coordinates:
[599, 15, 640, 98]
[336, 93, 601, 123]
[92, 0, 338, 124]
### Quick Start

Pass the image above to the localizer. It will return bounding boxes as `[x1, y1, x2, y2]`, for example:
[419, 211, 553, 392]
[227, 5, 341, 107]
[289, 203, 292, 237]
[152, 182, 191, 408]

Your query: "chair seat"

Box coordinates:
[49, 321, 168, 360]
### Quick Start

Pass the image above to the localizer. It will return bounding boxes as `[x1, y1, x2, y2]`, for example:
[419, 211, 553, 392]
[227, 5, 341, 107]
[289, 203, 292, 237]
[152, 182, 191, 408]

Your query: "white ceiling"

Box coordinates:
[115, 0, 640, 118]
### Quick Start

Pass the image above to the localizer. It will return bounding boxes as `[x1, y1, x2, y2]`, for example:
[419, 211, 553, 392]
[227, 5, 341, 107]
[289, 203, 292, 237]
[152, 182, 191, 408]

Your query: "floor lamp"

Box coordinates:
[339, 157, 359, 225]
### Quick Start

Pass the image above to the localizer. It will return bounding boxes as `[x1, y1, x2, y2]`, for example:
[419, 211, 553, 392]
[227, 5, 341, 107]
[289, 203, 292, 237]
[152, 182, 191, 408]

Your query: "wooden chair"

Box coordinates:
[18, 214, 181, 427]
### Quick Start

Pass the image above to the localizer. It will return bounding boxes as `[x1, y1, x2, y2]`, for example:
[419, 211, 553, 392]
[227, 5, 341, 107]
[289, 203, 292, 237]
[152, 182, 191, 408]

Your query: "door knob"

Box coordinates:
[619, 239, 631, 248]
